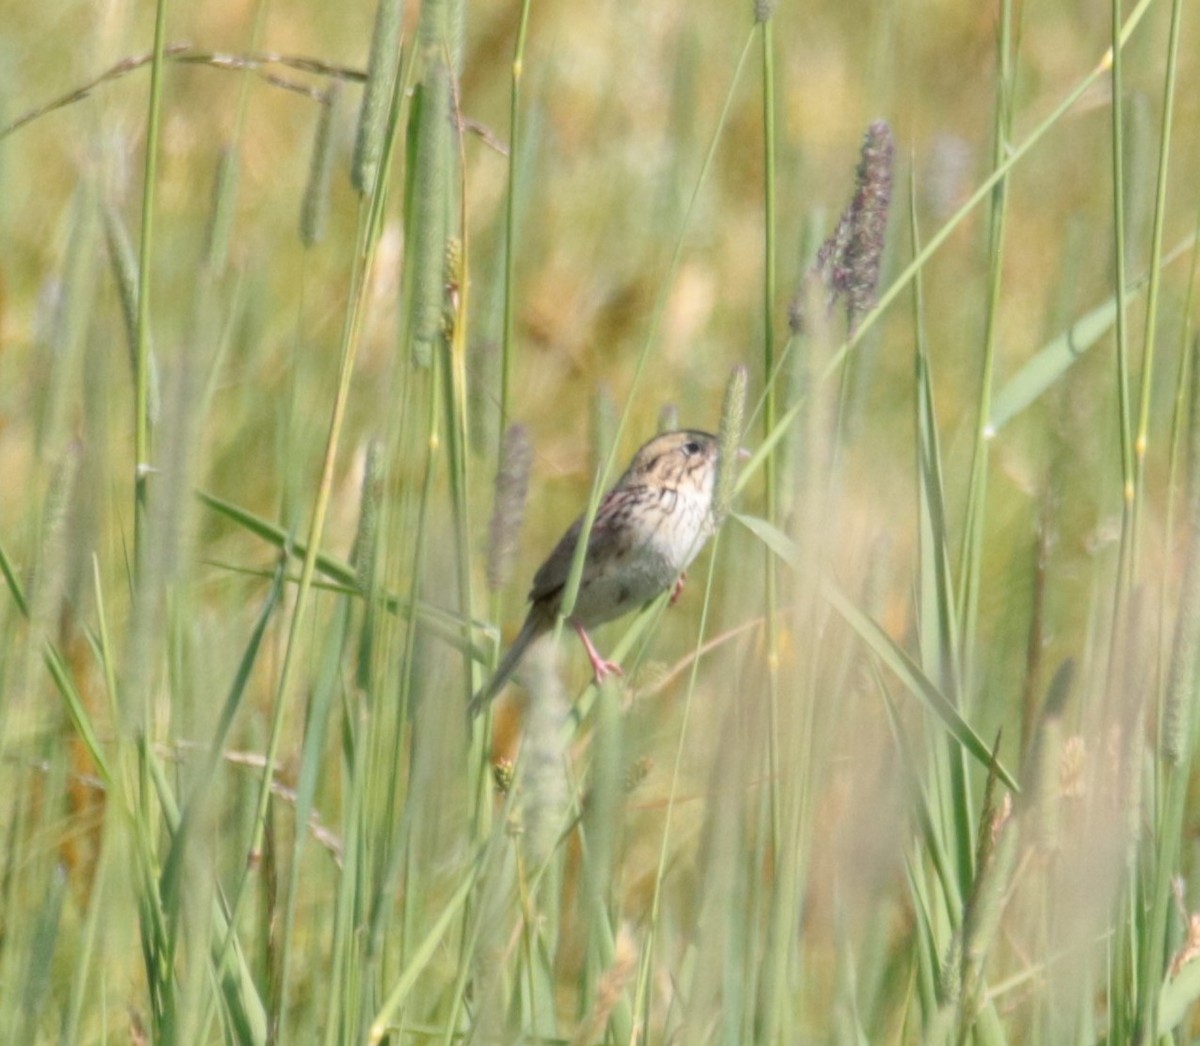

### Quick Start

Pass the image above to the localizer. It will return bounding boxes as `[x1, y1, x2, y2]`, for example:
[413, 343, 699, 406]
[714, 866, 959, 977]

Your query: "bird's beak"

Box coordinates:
[737, 447, 752, 461]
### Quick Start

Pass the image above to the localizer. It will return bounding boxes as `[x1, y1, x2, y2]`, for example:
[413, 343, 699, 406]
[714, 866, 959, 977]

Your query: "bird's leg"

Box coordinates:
[670, 571, 687, 606]
[572, 620, 623, 684]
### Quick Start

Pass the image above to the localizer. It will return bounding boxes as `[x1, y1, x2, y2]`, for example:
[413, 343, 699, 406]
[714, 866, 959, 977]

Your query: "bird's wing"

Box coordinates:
[528, 493, 624, 606]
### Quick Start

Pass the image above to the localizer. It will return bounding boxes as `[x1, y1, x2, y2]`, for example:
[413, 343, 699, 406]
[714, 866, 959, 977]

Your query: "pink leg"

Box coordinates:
[572, 621, 623, 684]
[670, 571, 687, 606]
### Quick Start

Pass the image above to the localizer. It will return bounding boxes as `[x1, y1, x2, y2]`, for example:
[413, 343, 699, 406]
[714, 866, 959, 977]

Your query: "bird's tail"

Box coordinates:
[467, 615, 544, 719]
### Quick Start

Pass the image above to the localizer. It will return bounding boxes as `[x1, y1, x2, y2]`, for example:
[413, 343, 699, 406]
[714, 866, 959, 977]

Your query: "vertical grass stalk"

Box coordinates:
[735, 5, 1159, 505]
[957, 0, 1014, 705]
[1108, 0, 1136, 609]
[134, 0, 170, 561]
[1130, 0, 1185, 564]
[758, 3, 783, 879]
[211, 22, 410, 1013]
[500, 0, 534, 444]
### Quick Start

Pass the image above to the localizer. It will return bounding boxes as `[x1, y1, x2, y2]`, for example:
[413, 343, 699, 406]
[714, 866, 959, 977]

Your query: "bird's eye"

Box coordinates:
[682, 440, 702, 456]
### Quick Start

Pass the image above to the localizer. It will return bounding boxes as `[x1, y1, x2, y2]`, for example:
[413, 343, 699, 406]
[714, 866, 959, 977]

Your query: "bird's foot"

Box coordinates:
[573, 621, 624, 686]
[670, 571, 688, 606]
[591, 656, 624, 684]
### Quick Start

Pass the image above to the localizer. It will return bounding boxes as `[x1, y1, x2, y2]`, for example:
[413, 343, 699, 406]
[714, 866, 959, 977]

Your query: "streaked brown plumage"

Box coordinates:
[469, 430, 721, 717]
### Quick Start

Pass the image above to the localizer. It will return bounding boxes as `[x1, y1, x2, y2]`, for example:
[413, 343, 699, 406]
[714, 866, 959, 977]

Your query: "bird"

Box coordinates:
[469, 429, 722, 717]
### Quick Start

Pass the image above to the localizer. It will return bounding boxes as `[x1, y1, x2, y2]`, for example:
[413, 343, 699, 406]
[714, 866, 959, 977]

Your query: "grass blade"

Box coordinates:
[734, 512, 1018, 790]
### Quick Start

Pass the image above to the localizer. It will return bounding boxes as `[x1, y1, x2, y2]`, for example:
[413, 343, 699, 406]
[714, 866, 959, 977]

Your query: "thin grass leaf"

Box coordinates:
[1158, 956, 1200, 1034]
[320, 697, 366, 1046]
[161, 563, 286, 917]
[276, 596, 352, 1026]
[367, 855, 481, 1043]
[577, 679, 626, 1036]
[61, 818, 113, 1043]
[590, 385, 618, 480]
[157, 758, 267, 1046]
[1163, 343, 1200, 763]
[988, 235, 1197, 433]
[875, 660, 962, 919]
[910, 177, 975, 908]
[989, 296, 1132, 435]
[1130, 0, 1186, 558]
[132, 0, 171, 556]
[197, 490, 493, 654]
[735, 1, 1164, 504]
[204, 146, 238, 272]
[958, 737, 1016, 1037]
[0, 539, 29, 618]
[42, 643, 110, 784]
[827, 585, 1018, 793]
[90, 553, 122, 736]
[906, 856, 949, 1017]
[103, 202, 148, 380]
[144, 743, 269, 1044]
[911, 182, 961, 693]
[18, 863, 66, 1040]
[733, 512, 1018, 790]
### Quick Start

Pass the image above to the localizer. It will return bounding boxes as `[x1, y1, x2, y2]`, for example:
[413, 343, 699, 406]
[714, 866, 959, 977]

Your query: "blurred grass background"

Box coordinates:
[2, 0, 1200, 1041]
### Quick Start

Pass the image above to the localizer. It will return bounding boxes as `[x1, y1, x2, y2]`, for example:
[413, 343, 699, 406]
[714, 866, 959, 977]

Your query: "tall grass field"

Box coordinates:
[2, 0, 1200, 1041]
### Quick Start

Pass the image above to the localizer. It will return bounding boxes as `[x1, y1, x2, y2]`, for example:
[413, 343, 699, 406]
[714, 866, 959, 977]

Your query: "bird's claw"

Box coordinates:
[591, 658, 624, 685]
[669, 571, 687, 606]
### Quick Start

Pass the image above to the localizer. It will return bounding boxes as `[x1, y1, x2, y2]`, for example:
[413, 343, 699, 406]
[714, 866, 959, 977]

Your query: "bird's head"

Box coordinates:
[623, 429, 720, 491]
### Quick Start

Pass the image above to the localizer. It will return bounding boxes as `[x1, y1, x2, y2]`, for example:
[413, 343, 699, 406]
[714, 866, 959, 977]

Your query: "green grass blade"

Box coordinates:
[1158, 958, 1200, 1034]
[367, 856, 480, 1044]
[0, 538, 29, 619]
[144, 741, 269, 1044]
[733, 513, 1018, 790]
[825, 582, 1019, 794]
[198, 490, 493, 654]
[42, 643, 111, 784]
[987, 235, 1196, 433]
[911, 181, 961, 694]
